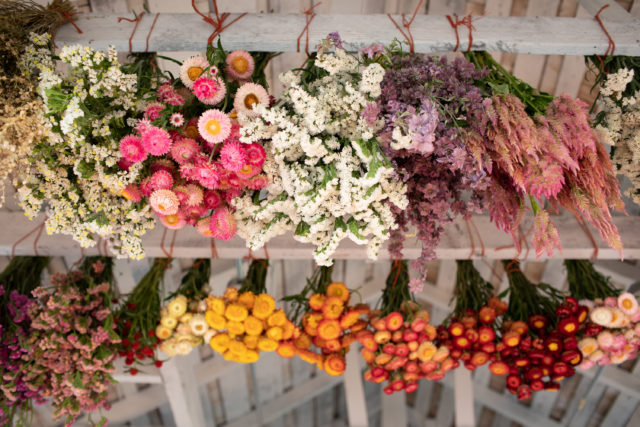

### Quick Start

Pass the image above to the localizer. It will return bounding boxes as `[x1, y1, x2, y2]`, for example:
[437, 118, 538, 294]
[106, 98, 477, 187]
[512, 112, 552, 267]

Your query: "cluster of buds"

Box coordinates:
[292, 282, 370, 376]
[358, 303, 452, 394]
[578, 292, 640, 368]
[206, 287, 295, 363]
[437, 297, 507, 372]
[156, 294, 210, 358]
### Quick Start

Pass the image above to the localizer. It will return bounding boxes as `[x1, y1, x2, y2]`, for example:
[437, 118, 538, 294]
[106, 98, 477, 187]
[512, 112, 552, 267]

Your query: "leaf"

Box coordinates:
[488, 82, 510, 95]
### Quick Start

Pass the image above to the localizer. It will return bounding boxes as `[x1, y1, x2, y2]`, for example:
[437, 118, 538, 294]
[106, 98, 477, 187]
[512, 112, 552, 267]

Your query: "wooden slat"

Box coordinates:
[53, 13, 640, 55]
[454, 368, 475, 427]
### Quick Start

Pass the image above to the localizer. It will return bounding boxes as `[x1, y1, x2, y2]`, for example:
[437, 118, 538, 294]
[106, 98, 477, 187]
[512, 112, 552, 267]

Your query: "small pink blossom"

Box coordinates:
[141, 126, 172, 156]
[203, 190, 222, 210]
[170, 112, 185, 127]
[150, 170, 174, 190]
[119, 135, 147, 163]
[144, 102, 165, 121]
[209, 207, 236, 240]
[244, 143, 266, 166]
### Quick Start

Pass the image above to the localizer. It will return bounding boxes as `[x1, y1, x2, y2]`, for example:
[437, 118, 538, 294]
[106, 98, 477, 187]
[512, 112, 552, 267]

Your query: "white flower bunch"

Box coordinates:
[157, 295, 211, 357]
[595, 67, 640, 205]
[17, 35, 154, 259]
[236, 46, 407, 265]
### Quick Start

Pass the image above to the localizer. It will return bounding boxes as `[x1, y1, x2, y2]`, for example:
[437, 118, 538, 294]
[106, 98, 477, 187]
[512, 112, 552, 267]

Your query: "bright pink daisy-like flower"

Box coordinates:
[182, 204, 208, 219]
[223, 188, 242, 203]
[141, 125, 172, 156]
[196, 217, 213, 237]
[193, 76, 227, 106]
[170, 138, 200, 165]
[236, 163, 262, 180]
[170, 112, 185, 127]
[173, 185, 189, 205]
[119, 135, 147, 163]
[150, 170, 174, 190]
[203, 190, 222, 210]
[225, 50, 254, 81]
[248, 174, 268, 190]
[227, 173, 244, 189]
[150, 158, 177, 175]
[121, 184, 142, 202]
[220, 140, 248, 172]
[158, 212, 187, 230]
[198, 109, 231, 145]
[179, 162, 199, 181]
[233, 82, 269, 117]
[136, 118, 152, 135]
[179, 55, 210, 89]
[139, 177, 154, 196]
[149, 189, 180, 216]
[244, 143, 266, 166]
[209, 207, 236, 240]
[196, 162, 222, 190]
[144, 102, 165, 121]
[184, 183, 204, 206]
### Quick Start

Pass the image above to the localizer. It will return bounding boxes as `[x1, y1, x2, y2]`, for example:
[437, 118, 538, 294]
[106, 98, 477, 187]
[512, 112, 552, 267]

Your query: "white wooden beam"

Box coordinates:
[53, 13, 640, 55]
[8, 212, 637, 259]
[454, 368, 475, 427]
[381, 389, 406, 427]
[578, 0, 635, 22]
[344, 350, 369, 427]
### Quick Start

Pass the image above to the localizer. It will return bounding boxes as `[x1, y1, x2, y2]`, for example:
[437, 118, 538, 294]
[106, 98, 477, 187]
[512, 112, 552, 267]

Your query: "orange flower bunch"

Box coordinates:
[205, 286, 296, 363]
[283, 281, 371, 376]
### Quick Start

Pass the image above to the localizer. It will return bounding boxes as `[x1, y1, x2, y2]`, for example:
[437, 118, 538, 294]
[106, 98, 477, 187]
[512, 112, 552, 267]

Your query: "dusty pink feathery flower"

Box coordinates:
[532, 209, 561, 258]
[220, 141, 247, 172]
[521, 157, 565, 199]
[141, 125, 172, 156]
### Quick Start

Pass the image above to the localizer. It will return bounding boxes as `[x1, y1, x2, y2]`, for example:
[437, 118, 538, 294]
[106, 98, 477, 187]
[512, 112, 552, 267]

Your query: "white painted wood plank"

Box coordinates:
[578, 0, 635, 22]
[435, 386, 455, 427]
[381, 390, 406, 427]
[554, 6, 590, 98]
[5, 212, 640, 260]
[428, 0, 465, 15]
[344, 350, 369, 427]
[454, 368, 475, 427]
[632, 0, 640, 17]
[53, 13, 640, 55]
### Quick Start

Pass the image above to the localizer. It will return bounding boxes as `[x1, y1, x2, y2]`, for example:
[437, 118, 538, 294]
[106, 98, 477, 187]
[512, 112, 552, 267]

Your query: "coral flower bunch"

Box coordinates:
[119, 44, 273, 240]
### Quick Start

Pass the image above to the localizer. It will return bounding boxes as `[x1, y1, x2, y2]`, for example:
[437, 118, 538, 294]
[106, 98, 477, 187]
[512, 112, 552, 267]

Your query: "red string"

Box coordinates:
[297, 2, 322, 53]
[594, 4, 616, 74]
[263, 243, 270, 260]
[145, 14, 160, 53]
[469, 218, 485, 257]
[159, 229, 178, 270]
[210, 239, 219, 259]
[445, 14, 477, 53]
[192, 0, 247, 46]
[51, 8, 83, 34]
[243, 248, 268, 268]
[11, 220, 46, 258]
[387, 0, 424, 53]
[465, 219, 476, 259]
[118, 12, 145, 54]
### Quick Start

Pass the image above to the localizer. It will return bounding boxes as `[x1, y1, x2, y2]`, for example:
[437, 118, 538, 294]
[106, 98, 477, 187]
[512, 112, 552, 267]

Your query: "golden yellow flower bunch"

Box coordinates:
[205, 287, 296, 363]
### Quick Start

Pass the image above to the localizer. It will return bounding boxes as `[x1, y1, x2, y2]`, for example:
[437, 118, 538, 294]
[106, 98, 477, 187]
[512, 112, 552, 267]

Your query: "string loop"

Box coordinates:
[297, 2, 322, 53]
[594, 4, 616, 74]
[192, 0, 247, 46]
[445, 14, 477, 53]
[387, 0, 424, 53]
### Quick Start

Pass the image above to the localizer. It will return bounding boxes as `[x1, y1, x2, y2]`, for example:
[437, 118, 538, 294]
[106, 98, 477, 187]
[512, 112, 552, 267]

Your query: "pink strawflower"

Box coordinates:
[578, 359, 595, 370]
[144, 102, 165, 121]
[198, 109, 231, 145]
[227, 173, 244, 189]
[173, 185, 190, 205]
[618, 292, 639, 316]
[170, 138, 200, 165]
[119, 135, 147, 163]
[196, 162, 222, 189]
[236, 163, 262, 179]
[179, 55, 210, 89]
[196, 217, 213, 237]
[141, 125, 172, 156]
[220, 140, 248, 172]
[150, 158, 177, 175]
[150, 170, 174, 190]
[184, 183, 204, 207]
[223, 188, 243, 203]
[209, 207, 236, 240]
[158, 83, 185, 106]
[605, 297, 618, 307]
[225, 50, 254, 80]
[632, 311, 640, 323]
[170, 112, 185, 127]
[179, 162, 200, 181]
[149, 189, 180, 216]
[158, 212, 187, 230]
[193, 76, 227, 105]
[203, 190, 222, 210]
[136, 118, 152, 135]
[244, 143, 266, 166]
[597, 331, 615, 349]
[248, 174, 268, 190]
[181, 204, 208, 219]
[118, 157, 133, 171]
[233, 82, 269, 117]
[121, 184, 142, 202]
[139, 177, 154, 196]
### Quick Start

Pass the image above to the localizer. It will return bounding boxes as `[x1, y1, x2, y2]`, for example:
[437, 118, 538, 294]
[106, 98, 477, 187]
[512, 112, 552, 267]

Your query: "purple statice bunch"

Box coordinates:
[378, 54, 490, 278]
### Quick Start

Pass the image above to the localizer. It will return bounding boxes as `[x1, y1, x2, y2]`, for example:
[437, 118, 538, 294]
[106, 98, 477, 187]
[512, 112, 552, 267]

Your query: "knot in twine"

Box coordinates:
[387, 0, 424, 53]
[51, 7, 83, 34]
[446, 14, 478, 53]
[192, 0, 247, 46]
[297, 2, 322, 53]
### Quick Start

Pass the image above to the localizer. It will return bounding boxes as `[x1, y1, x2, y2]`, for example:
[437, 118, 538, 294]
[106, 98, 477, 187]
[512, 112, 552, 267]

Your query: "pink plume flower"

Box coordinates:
[209, 207, 236, 240]
[170, 138, 200, 165]
[198, 109, 231, 145]
[141, 125, 172, 156]
[119, 135, 147, 163]
[192, 76, 227, 106]
[244, 143, 266, 166]
[149, 189, 180, 216]
[144, 102, 165, 121]
[532, 209, 561, 258]
[121, 184, 142, 202]
[203, 190, 222, 210]
[150, 170, 174, 190]
[220, 140, 247, 172]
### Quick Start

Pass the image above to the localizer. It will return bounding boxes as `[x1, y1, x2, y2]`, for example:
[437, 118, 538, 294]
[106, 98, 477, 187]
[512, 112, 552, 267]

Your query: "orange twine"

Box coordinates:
[145, 14, 160, 52]
[445, 14, 478, 53]
[390, 259, 406, 289]
[594, 4, 616, 74]
[11, 220, 46, 258]
[159, 228, 178, 269]
[387, 0, 424, 53]
[52, 8, 83, 34]
[118, 12, 145, 53]
[210, 239, 219, 259]
[192, 0, 247, 46]
[297, 2, 322, 53]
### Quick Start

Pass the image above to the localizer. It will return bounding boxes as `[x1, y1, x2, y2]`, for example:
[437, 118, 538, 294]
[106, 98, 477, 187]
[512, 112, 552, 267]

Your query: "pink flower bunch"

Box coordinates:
[577, 293, 640, 368]
[118, 49, 270, 241]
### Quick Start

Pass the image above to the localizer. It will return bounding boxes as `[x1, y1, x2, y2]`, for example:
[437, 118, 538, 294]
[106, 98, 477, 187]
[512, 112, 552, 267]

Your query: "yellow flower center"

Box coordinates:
[158, 203, 167, 211]
[205, 119, 221, 135]
[121, 189, 133, 200]
[565, 323, 576, 332]
[240, 164, 253, 175]
[165, 214, 179, 225]
[623, 298, 633, 309]
[232, 56, 248, 74]
[244, 93, 259, 109]
[188, 66, 204, 81]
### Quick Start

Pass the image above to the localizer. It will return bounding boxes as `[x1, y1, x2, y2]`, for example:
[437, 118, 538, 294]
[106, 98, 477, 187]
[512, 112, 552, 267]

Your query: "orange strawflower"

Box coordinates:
[303, 312, 323, 336]
[297, 348, 321, 365]
[252, 294, 276, 319]
[350, 320, 368, 332]
[210, 333, 230, 353]
[361, 347, 375, 363]
[276, 341, 297, 358]
[309, 293, 326, 311]
[385, 312, 404, 331]
[322, 296, 344, 320]
[294, 333, 312, 349]
[353, 304, 370, 315]
[205, 311, 227, 330]
[341, 332, 356, 348]
[317, 319, 341, 341]
[225, 303, 249, 322]
[374, 353, 392, 366]
[266, 326, 283, 341]
[356, 330, 378, 352]
[324, 354, 346, 376]
[244, 334, 259, 349]
[227, 320, 245, 336]
[417, 341, 437, 362]
[237, 291, 255, 310]
[267, 309, 287, 327]
[207, 296, 226, 315]
[326, 282, 349, 303]
[229, 340, 247, 356]
[324, 339, 342, 352]
[257, 336, 278, 352]
[340, 310, 360, 329]
[281, 320, 295, 340]
[239, 349, 260, 363]
[224, 287, 239, 302]
[243, 315, 264, 336]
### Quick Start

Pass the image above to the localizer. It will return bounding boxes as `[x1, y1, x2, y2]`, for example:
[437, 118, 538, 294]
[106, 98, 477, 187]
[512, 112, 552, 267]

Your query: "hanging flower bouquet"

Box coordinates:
[375, 46, 490, 278]
[235, 35, 408, 266]
[436, 260, 505, 373]
[587, 55, 640, 206]
[465, 51, 625, 258]
[205, 259, 295, 363]
[283, 265, 369, 376]
[358, 260, 450, 394]
[0, 257, 50, 427]
[120, 42, 274, 240]
[156, 259, 211, 358]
